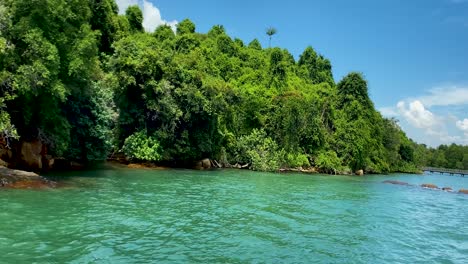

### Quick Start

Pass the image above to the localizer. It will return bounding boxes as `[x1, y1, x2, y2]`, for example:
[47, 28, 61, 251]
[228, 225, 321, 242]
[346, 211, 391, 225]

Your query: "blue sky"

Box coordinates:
[116, 0, 468, 147]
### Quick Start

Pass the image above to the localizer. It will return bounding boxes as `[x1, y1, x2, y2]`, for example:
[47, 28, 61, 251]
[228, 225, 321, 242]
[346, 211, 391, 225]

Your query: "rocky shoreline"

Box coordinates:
[0, 166, 55, 189]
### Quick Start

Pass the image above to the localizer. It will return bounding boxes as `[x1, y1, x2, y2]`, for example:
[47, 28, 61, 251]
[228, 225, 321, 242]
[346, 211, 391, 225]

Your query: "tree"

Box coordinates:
[399, 144, 414, 162]
[266, 27, 277, 48]
[90, 0, 119, 53]
[268, 48, 287, 88]
[248, 39, 262, 50]
[126, 5, 143, 32]
[177, 19, 195, 35]
[337, 72, 373, 110]
[153, 24, 175, 41]
[208, 25, 225, 37]
[0, 2, 438, 173]
[463, 154, 468, 170]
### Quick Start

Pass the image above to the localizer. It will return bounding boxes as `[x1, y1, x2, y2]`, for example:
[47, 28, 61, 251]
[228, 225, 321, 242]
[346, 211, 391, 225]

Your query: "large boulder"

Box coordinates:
[20, 140, 43, 171]
[355, 169, 364, 176]
[201, 158, 211, 169]
[0, 165, 53, 188]
[194, 159, 212, 170]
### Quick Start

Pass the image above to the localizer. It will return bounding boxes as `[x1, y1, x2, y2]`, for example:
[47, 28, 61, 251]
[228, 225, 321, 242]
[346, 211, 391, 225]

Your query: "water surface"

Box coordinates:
[1, 167, 467, 263]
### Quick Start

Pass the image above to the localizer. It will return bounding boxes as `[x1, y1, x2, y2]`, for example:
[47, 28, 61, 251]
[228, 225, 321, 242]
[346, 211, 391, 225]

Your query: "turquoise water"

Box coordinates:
[1, 167, 467, 263]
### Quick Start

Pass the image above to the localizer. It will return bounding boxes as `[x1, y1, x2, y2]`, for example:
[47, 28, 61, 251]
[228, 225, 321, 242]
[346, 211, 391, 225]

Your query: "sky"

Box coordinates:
[116, 0, 468, 147]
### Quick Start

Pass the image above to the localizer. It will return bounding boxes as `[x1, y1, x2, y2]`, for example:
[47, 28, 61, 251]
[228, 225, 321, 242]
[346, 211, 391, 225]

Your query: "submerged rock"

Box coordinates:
[383, 180, 411, 186]
[459, 189, 468, 194]
[421, 183, 439, 189]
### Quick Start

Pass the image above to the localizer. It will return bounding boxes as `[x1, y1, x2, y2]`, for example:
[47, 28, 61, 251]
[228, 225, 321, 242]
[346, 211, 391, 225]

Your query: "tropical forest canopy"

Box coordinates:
[0, 0, 466, 173]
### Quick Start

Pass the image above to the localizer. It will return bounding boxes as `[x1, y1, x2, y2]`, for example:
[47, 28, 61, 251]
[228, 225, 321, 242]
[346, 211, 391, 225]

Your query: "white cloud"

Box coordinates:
[397, 100, 438, 129]
[116, 0, 178, 32]
[415, 86, 468, 107]
[456, 118, 468, 136]
[115, 0, 138, 13]
[141, 0, 177, 32]
[379, 85, 468, 146]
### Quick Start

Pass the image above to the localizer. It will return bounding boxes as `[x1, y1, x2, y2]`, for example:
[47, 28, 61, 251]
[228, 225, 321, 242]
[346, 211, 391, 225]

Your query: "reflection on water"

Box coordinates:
[1, 168, 467, 263]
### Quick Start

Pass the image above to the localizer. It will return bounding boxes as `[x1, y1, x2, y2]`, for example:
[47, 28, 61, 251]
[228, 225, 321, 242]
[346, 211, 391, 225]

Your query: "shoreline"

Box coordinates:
[1, 163, 466, 194]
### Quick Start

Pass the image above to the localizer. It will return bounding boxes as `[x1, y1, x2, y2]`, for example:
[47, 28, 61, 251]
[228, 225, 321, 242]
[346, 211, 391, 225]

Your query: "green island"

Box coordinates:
[1, 1, 468, 262]
[1, 0, 466, 178]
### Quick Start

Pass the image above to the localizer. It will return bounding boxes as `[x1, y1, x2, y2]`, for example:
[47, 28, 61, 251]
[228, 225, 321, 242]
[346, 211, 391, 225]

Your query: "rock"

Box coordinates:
[383, 180, 411, 186]
[194, 161, 203, 170]
[128, 163, 147, 169]
[459, 189, 468, 194]
[127, 163, 169, 170]
[20, 140, 43, 170]
[421, 183, 438, 189]
[194, 159, 211, 170]
[299, 167, 316, 173]
[0, 165, 40, 180]
[0, 165, 56, 189]
[0, 165, 53, 189]
[201, 158, 211, 169]
[355, 169, 364, 176]
[0, 159, 8, 167]
[0, 148, 13, 160]
[43, 155, 55, 170]
[442, 187, 453, 192]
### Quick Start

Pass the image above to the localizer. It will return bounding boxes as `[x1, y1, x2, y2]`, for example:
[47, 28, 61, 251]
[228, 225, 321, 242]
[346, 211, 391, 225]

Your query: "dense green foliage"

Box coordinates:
[0, 0, 465, 172]
[421, 144, 468, 170]
[122, 131, 161, 161]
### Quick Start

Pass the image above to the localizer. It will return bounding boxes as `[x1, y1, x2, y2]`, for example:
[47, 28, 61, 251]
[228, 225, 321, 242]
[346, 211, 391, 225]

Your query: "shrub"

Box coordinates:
[122, 131, 161, 161]
[285, 153, 310, 168]
[315, 150, 343, 174]
[234, 129, 284, 172]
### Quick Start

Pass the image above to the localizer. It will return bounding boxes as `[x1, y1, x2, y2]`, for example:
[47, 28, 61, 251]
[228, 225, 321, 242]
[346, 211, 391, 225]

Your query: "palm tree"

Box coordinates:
[266, 27, 277, 48]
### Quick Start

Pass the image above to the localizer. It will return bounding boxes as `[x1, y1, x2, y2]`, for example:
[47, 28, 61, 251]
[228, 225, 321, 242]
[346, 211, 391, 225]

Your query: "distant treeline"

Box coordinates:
[418, 144, 468, 170]
[0, 0, 465, 173]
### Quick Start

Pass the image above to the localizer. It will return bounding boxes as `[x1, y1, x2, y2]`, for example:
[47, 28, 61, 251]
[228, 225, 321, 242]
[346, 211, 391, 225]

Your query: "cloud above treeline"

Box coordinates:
[416, 86, 468, 107]
[115, 0, 177, 32]
[379, 85, 468, 146]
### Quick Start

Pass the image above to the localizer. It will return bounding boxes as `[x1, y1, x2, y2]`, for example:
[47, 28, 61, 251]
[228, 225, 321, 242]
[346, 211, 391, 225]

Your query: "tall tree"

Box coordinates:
[266, 27, 277, 48]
